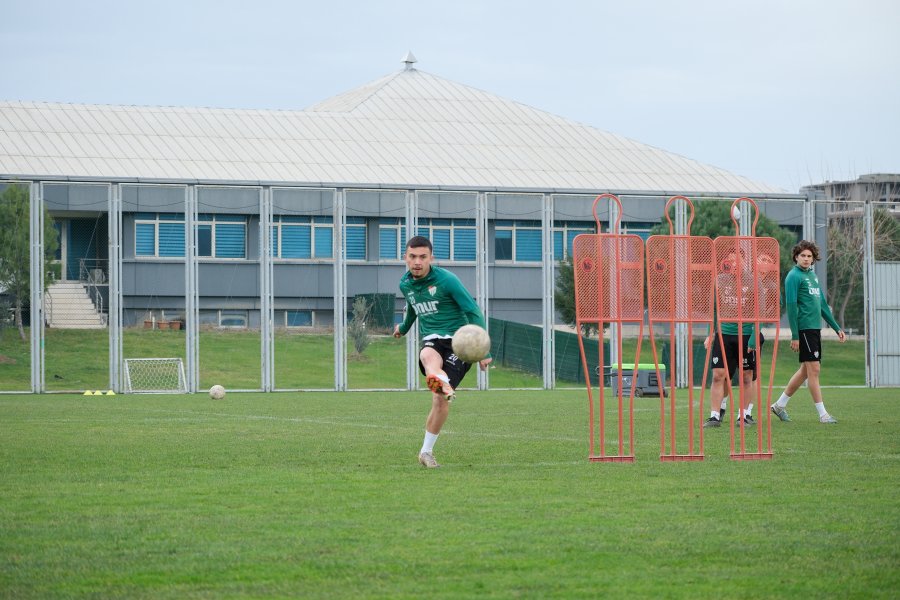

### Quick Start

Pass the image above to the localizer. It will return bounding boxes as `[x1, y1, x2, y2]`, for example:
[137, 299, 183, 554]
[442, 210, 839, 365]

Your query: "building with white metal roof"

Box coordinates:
[0, 55, 809, 393]
[1, 54, 784, 195]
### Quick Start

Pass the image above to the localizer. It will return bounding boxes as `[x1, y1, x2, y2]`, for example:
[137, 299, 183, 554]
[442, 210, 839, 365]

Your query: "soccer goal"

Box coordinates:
[123, 358, 187, 393]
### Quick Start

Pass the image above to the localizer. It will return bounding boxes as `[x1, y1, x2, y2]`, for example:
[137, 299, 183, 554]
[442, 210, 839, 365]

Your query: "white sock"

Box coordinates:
[710, 410, 720, 420]
[421, 431, 439, 454]
[720, 398, 728, 411]
[815, 402, 828, 418]
[776, 393, 790, 408]
[745, 403, 754, 417]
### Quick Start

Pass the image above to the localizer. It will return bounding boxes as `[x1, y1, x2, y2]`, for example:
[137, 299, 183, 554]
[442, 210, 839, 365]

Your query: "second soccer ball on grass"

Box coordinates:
[452, 324, 491, 363]
[209, 384, 226, 400]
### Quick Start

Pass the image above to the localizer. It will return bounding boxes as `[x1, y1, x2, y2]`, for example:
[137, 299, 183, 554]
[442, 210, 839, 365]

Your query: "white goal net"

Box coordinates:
[124, 358, 187, 393]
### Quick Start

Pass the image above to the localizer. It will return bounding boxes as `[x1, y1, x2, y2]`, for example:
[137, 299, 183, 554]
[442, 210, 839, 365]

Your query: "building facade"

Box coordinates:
[0, 58, 812, 392]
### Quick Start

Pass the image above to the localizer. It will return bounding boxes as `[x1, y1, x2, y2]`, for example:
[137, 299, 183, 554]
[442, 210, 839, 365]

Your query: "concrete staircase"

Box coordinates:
[46, 281, 107, 329]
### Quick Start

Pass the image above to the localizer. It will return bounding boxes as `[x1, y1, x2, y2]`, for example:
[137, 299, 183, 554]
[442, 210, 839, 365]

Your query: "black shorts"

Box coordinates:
[798, 329, 822, 363]
[710, 333, 763, 381]
[418, 337, 473, 389]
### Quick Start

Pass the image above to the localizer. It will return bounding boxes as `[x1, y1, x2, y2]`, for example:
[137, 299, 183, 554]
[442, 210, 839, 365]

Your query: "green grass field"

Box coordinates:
[1, 388, 897, 598]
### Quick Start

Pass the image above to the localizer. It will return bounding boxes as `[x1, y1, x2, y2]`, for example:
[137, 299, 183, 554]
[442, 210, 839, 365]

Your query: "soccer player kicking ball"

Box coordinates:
[393, 236, 492, 468]
[771, 240, 846, 424]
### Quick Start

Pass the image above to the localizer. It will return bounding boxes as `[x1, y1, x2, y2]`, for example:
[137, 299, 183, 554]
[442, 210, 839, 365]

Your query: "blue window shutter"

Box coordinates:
[314, 227, 333, 258]
[454, 228, 476, 261]
[158, 222, 185, 257]
[270, 226, 278, 258]
[215, 223, 245, 258]
[515, 229, 542, 262]
[553, 230, 564, 260]
[281, 225, 310, 258]
[379, 227, 398, 259]
[432, 229, 450, 259]
[567, 230, 586, 258]
[346, 226, 366, 260]
[135, 223, 156, 256]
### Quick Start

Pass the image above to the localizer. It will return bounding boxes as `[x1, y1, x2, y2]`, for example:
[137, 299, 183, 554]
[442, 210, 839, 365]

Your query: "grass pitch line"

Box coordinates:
[98, 405, 588, 443]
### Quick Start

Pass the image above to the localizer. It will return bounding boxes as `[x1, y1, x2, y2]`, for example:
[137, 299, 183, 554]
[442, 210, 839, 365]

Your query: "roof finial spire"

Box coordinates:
[401, 51, 417, 71]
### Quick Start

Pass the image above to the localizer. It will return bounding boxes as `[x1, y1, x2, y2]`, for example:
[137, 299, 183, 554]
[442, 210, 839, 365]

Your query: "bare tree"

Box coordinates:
[826, 186, 900, 331]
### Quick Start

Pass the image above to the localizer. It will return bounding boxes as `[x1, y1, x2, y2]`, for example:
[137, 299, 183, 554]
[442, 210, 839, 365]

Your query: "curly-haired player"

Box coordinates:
[771, 240, 846, 424]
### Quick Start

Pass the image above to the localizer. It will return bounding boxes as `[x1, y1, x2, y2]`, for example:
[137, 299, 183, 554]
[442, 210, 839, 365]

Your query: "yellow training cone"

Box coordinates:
[83, 390, 93, 396]
[92, 390, 103, 395]
[105, 390, 116, 395]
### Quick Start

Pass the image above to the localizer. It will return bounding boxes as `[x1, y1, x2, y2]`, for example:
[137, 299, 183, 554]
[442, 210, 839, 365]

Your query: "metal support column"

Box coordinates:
[674, 199, 688, 388]
[541, 194, 555, 389]
[185, 185, 199, 393]
[863, 199, 877, 387]
[608, 196, 620, 368]
[29, 182, 44, 393]
[109, 184, 123, 392]
[802, 190, 816, 242]
[405, 190, 420, 390]
[475, 191, 489, 390]
[260, 186, 274, 391]
[333, 188, 347, 391]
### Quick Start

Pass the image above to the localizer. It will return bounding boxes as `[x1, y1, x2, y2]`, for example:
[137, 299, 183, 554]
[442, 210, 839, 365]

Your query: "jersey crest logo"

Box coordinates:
[428, 286, 437, 296]
[712, 357, 719, 365]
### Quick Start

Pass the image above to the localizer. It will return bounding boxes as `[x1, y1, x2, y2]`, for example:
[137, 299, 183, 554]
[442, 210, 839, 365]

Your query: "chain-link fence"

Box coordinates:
[3, 179, 897, 392]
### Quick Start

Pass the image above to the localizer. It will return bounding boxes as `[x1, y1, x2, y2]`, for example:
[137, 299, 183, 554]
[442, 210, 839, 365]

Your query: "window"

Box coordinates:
[134, 213, 185, 258]
[553, 221, 595, 260]
[416, 218, 477, 261]
[378, 218, 476, 261]
[135, 213, 246, 259]
[285, 310, 313, 328]
[378, 218, 407, 260]
[219, 310, 248, 328]
[345, 217, 366, 261]
[195, 215, 246, 258]
[494, 220, 541, 262]
[271, 215, 357, 259]
[199, 309, 248, 328]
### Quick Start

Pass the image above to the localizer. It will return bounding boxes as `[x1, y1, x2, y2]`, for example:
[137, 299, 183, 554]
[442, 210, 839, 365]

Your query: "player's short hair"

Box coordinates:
[406, 235, 433, 253]
[792, 240, 820, 263]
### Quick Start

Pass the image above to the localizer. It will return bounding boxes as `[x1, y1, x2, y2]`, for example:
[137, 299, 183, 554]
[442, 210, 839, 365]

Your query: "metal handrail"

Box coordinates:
[44, 289, 53, 325]
[79, 258, 108, 322]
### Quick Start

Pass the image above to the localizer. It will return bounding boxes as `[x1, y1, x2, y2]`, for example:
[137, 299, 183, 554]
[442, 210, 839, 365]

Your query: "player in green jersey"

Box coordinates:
[771, 240, 846, 424]
[393, 236, 492, 468]
[703, 250, 762, 428]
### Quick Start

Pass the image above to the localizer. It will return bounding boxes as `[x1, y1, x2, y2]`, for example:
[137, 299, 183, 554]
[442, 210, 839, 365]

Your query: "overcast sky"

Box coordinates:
[2, 0, 897, 192]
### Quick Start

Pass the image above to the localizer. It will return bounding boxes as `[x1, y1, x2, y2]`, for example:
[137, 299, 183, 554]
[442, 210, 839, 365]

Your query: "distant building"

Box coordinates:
[803, 174, 900, 216]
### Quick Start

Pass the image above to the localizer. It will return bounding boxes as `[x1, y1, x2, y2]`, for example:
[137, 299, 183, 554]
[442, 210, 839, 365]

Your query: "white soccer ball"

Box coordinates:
[209, 384, 226, 400]
[452, 324, 491, 363]
[731, 205, 741, 220]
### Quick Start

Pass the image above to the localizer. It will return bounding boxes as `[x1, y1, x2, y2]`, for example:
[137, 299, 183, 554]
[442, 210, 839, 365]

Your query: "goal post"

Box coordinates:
[123, 358, 187, 393]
